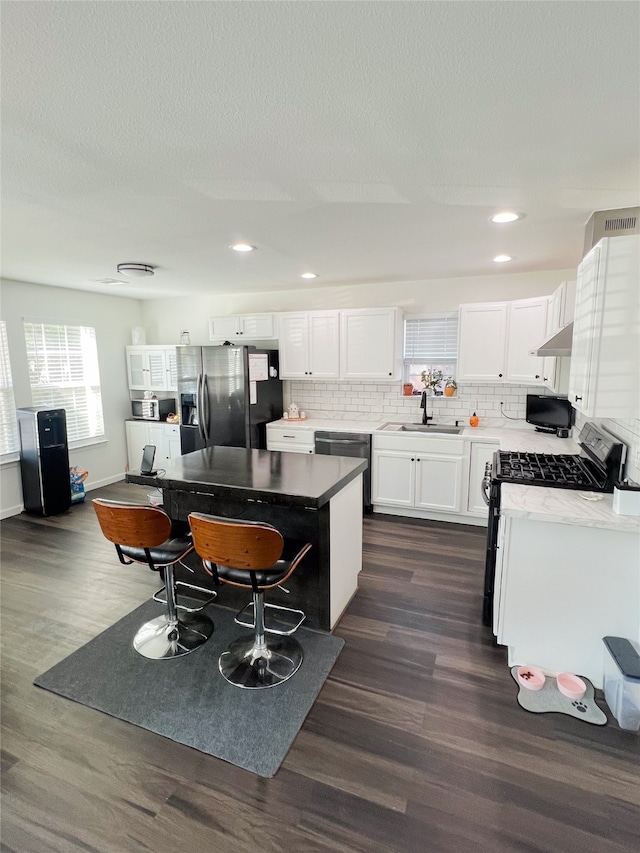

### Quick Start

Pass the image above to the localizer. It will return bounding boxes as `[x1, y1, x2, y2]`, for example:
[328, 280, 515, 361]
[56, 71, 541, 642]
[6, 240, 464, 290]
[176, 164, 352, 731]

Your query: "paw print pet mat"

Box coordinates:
[510, 667, 607, 725]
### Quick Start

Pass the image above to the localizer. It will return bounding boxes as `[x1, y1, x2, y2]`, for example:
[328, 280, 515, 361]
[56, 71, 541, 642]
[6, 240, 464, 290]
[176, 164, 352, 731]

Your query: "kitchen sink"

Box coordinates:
[400, 424, 462, 435]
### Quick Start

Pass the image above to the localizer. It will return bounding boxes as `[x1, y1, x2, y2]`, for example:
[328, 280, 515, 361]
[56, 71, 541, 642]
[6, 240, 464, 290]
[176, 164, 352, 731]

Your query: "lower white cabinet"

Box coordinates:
[467, 442, 498, 515]
[266, 426, 315, 454]
[372, 435, 465, 513]
[495, 514, 640, 688]
[125, 421, 181, 472]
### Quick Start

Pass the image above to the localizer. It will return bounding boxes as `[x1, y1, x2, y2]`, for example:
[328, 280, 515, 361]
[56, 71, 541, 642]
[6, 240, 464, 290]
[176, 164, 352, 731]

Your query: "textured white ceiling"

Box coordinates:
[1, 1, 638, 299]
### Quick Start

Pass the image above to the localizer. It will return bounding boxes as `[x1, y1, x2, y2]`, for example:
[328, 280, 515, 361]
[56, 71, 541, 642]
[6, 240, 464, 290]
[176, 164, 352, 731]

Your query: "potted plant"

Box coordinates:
[444, 377, 457, 397]
[420, 368, 444, 395]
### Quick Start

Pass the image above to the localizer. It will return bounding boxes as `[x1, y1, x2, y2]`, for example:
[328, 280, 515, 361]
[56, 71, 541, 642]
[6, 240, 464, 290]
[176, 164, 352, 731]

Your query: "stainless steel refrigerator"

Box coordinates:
[177, 345, 283, 454]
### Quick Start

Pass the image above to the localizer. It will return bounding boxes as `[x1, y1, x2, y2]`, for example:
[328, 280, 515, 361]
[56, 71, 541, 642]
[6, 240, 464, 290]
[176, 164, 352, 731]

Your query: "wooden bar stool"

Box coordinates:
[188, 513, 312, 689]
[93, 499, 215, 659]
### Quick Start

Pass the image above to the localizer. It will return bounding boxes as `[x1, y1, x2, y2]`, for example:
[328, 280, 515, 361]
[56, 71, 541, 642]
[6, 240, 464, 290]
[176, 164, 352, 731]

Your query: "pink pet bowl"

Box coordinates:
[556, 673, 586, 700]
[517, 665, 546, 691]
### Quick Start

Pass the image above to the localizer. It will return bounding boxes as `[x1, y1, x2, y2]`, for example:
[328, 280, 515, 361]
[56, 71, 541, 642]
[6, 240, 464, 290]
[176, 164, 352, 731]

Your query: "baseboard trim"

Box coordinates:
[1, 473, 127, 520]
[1, 503, 24, 520]
[85, 473, 127, 492]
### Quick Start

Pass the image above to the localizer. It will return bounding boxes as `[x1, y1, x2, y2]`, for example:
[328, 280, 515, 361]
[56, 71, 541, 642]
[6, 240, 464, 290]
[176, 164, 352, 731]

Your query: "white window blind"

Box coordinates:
[23, 321, 104, 442]
[404, 313, 459, 360]
[0, 321, 19, 455]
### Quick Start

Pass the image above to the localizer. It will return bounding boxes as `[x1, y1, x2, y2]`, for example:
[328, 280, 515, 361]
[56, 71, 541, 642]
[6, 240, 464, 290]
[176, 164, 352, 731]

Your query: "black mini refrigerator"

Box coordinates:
[17, 407, 71, 516]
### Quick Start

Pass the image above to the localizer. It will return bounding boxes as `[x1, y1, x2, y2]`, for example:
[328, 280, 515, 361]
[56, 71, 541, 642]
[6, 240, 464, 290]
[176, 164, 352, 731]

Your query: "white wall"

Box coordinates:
[0, 279, 143, 517]
[140, 269, 576, 345]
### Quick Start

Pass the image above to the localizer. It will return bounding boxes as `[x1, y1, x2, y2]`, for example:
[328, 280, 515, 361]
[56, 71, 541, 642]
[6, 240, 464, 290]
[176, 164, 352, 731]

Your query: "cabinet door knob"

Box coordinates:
[535, 374, 540, 379]
[575, 395, 582, 402]
[388, 372, 392, 376]
[411, 458, 415, 462]
[498, 373, 503, 378]
[544, 377, 549, 382]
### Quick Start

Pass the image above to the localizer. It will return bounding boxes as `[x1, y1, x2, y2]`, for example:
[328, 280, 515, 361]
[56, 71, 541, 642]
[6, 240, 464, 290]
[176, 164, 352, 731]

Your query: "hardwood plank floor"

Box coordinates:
[1, 482, 638, 852]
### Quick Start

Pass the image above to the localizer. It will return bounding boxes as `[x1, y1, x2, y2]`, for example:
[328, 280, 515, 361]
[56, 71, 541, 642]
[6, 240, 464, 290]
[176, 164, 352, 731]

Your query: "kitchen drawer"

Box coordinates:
[268, 442, 314, 454]
[267, 427, 315, 449]
[373, 433, 465, 455]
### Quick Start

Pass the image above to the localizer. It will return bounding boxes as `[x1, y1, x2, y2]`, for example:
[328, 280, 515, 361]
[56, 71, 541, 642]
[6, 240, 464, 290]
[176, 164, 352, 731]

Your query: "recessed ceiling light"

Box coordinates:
[491, 211, 521, 223]
[116, 263, 155, 278]
[230, 243, 256, 252]
[493, 254, 512, 263]
[300, 272, 318, 279]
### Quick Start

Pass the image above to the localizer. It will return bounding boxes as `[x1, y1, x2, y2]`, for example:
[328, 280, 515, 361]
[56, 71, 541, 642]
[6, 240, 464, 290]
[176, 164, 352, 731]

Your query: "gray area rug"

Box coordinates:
[35, 600, 344, 777]
[510, 667, 607, 725]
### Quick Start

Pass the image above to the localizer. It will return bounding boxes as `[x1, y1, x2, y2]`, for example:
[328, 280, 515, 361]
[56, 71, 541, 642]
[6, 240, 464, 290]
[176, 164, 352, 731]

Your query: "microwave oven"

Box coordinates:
[131, 398, 175, 421]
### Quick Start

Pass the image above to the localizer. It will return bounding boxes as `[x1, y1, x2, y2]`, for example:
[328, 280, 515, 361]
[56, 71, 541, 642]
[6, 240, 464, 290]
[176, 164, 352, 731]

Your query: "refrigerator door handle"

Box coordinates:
[202, 373, 211, 444]
[196, 373, 206, 443]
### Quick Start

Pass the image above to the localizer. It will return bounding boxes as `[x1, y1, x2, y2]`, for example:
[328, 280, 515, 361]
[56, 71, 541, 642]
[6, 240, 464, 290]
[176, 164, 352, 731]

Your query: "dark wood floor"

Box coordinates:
[1, 482, 639, 853]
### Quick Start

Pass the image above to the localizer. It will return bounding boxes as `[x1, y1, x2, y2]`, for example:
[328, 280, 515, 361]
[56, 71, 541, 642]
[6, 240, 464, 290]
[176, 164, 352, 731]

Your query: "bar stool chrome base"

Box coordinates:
[218, 634, 303, 689]
[133, 612, 214, 660]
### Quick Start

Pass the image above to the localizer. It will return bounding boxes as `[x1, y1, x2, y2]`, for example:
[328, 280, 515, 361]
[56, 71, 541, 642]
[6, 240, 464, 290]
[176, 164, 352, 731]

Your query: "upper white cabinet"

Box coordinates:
[126, 346, 177, 392]
[568, 235, 639, 418]
[541, 280, 575, 394]
[458, 298, 547, 385]
[278, 307, 401, 381]
[504, 297, 548, 384]
[340, 308, 402, 380]
[457, 303, 509, 382]
[279, 311, 340, 379]
[209, 313, 277, 341]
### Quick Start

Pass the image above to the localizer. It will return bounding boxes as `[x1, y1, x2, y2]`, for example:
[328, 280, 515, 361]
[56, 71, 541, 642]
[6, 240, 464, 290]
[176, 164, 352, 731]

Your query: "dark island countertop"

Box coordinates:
[126, 446, 367, 509]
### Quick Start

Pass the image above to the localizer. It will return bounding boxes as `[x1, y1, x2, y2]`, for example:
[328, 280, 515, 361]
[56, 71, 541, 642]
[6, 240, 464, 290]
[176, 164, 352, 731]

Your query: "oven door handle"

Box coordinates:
[481, 461, 493, 506]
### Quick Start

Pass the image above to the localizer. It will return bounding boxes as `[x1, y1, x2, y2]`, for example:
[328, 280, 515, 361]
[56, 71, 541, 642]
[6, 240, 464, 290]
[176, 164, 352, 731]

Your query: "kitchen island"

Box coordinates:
[126, 446, 367, 631]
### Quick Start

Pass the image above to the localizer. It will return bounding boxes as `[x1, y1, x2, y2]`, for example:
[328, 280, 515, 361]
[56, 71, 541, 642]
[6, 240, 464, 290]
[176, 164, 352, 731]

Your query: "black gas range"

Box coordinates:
[492, 423, 624, 492]
[481, 423, 626, 628]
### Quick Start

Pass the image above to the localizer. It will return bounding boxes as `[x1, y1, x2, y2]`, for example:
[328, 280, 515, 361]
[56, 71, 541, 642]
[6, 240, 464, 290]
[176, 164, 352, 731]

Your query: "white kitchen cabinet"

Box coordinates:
[125, 421, 182, 472]
[340, 308, 402, 380]
[266, 425, 315, 453]
[458, 299, 547, 385]
[568, 235, 639, 418]
[504, 297, 548, 384]
[539, 280, 575, 394]
[496, 514, 640, 688]
[467, 441, 498, 515]
[209, 313, 277, 341]
[126, 346, 177, 392]
[278, 311, 340, 380]
[372, 434, 464, 514]
[457, 302, 509, 382]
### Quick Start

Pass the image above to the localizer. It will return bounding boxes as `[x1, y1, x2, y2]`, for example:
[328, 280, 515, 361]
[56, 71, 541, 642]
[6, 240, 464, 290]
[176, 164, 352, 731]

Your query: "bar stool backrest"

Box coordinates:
[189, 514, 284, 570]
[93, 499, 171, 549]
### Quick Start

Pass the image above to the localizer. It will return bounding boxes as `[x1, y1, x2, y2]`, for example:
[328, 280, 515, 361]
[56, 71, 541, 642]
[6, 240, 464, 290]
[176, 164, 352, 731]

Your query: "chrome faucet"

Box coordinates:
[420, 390, 434, 425]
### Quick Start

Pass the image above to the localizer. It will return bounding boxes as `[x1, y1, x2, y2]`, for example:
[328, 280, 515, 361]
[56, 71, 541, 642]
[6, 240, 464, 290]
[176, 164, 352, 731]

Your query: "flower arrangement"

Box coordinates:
[420, 369, 444, 395]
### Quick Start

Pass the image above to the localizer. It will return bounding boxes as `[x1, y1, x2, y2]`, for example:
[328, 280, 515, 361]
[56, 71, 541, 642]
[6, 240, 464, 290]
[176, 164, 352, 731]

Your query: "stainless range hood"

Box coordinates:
[534, 207, 639, 359]
[533, 322, 573, 357]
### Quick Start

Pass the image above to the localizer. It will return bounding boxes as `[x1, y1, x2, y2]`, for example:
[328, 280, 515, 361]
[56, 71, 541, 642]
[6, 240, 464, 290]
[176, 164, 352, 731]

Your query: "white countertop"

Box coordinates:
[268, 418, 581, 454]
[501, 484, 640, 532]
[268, 417, 386, 433]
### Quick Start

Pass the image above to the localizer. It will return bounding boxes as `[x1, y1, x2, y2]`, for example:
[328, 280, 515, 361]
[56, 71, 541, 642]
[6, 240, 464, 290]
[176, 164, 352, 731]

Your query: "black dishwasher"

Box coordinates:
[314, 431, 371, 508]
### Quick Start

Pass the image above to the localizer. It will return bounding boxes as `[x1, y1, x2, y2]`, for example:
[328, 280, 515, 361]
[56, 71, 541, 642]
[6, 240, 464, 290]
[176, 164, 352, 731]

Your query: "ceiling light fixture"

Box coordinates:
[491, 211, 521, 223]
[116, 263, 155, 278]
[230, 243, 256, 252]
[300, 272, 318, 279]
[493, 254, 512, 263]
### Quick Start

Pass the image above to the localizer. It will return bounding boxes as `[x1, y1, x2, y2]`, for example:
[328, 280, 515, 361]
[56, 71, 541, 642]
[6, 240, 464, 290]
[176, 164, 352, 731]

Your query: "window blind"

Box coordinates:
[0, 322, 19, 455]
[404, 313, 459, 360]
[23, 321, 104, 442]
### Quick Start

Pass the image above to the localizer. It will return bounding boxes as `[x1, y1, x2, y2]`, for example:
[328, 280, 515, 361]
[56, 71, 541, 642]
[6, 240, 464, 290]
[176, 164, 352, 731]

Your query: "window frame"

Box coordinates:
[0, 321, 20, 458]
[23, 319, 105, 445]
